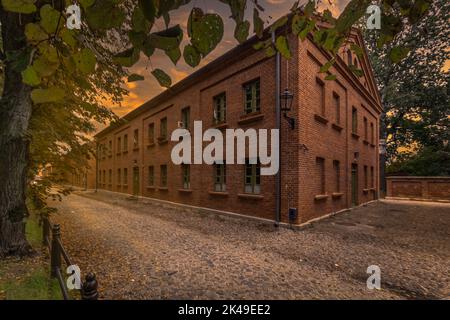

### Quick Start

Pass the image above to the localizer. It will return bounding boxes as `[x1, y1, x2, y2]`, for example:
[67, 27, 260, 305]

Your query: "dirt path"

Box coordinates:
[51, 191, 450, 300]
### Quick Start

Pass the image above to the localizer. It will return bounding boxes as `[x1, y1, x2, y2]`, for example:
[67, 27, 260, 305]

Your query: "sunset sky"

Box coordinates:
[111, 0, 349, 117]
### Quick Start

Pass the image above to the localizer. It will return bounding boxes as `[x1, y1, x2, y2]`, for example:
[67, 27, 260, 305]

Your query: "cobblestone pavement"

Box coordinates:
[51, 191, 450, 300]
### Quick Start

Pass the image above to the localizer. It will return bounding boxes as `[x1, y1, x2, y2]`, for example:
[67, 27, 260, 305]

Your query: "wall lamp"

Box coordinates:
[280, 88, 295, 129]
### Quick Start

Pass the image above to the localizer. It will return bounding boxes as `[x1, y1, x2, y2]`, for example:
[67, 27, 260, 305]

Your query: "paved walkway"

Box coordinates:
[51, 191, 450, 300]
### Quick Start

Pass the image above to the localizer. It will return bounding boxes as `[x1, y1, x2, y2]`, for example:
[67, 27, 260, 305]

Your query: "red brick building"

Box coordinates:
[95, 27, 382, 225]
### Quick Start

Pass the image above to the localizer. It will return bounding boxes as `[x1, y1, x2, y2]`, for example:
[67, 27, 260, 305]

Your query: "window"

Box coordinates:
[133, 129, 139, 149]
[370, 166, 375, 188]
[347, 50, 352, 66]
[316, 157, 325, 195]
[333, 160, 340, 192]
[123, 168, 128, 185]
[214, 163, 226, 192]
[160, 118, 167, 141]
[108, 169, 112, 184]
[117, 137, 121, 153]
[102, 170, 106, 184]
[363, 117, 368, 140]
[364, 165, 368, 188]
[213, 93, 226, 124]
[160, 165, 167, 187]
[148, 123, 155, 144]
[181, 107, 190, 130]
[244, 159, 261, 194]
[352, 107, 358, 134]
[370, 122, 375, 144]
[117, 169, 121, 184]
[98, 170, 101, 184]
[316, 77, 325, 116]
[108, 141, 112, 156]
[148, 166, 154, 186]
[243, 79, 260, 114]
[123, 134, 128, 151]
[333, 92, 340, 124]
[182, 164, 190, 189]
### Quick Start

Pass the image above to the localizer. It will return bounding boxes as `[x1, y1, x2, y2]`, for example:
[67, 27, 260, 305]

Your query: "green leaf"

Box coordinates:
[189, 10, 224, 56]
[304, 0, 316, 17]
[85, 0, 125, 30]
[74, 48, 97, 74]
[38, 43, 58, 63]
[152, 69, 172, 88]
[60, 28, 78, 49]
[319, 59, 334, 73]
[142, 40, 155, 57]
[253, 9, 264, 39]
[165, 47, 181, 65]
[79, 0, 95, 9]
[270, 16, 288, 33]
[22, 66, 41, 86]
[132, 6, 151, 33]
[32, 55, 59, 77]
[389, 46, 411, 63]
[113, 48, 140, 67]
[129, 31, 147, 50]
[234, 21, 250, 44]
[31, 87, 65, 104]
[25, 23, 48, 43]
[128, 74, 145, 82]
[40, 4, 60, 34]
[275, 36, 291, 59]
[350, 43, 364, 58]
[139, 0, 157, 23]
[1, 0, 36, 14]
[148, 25, 183, 51]
[183, 44, 200, 67]
[324, 74, 337, 81]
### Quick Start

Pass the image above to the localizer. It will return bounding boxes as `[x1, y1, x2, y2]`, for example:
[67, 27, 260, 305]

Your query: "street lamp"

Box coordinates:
[280, 88, 295, 129]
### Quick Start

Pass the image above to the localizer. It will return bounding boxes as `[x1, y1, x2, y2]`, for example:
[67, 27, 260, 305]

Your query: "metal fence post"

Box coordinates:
[50, 224, 61, 278]
[81, 273, 99, 300]
[42, 217, 49, 246]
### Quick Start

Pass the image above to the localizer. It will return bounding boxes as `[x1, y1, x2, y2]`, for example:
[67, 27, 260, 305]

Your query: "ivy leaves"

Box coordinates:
[1, 0, 36, 14]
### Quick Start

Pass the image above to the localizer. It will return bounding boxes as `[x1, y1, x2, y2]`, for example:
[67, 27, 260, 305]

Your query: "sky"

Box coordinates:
[110, 0, 349, 117]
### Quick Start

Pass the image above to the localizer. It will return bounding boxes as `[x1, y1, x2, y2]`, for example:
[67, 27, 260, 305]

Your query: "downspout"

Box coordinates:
[95, 140, 99, 193]
[273, 31, 281, 226]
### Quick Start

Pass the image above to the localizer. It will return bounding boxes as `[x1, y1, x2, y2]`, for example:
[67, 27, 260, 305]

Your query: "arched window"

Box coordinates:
[347, 50, 352, 66]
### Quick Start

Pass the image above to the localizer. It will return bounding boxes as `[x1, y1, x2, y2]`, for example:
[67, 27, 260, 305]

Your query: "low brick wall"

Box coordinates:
[386, 176, 450, 202]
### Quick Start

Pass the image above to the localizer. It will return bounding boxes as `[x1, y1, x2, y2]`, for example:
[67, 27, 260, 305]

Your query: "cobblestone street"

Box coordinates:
[51, 191, 450, 300]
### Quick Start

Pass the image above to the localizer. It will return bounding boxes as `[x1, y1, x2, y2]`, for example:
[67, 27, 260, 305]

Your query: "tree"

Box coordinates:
[364, 0, 449, 172]
[0, 0, 433, 257]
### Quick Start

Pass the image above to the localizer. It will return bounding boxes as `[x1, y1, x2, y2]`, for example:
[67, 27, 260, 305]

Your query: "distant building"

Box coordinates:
[94, 24, 382, 225]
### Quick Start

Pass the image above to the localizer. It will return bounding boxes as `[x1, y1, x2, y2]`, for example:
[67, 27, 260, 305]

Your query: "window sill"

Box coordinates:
[123, 151, 129, 155]
[147, 186, 156, 190]
[209, 191, 229, 197]
[178, 189, 193, 193]
[116, 152, 122, 156]
[212, 122, 228, 130]
[123, 184, 128, 188]
[363, 140, 370, 145]
[370, 188, 376, 192]
[238, 193, 263, 200]
[370, 143, 376, 148]
[363, 188, 370, 193]
[237, 113, 264, 125]
[314, 114, 329, 125]
[351, 133, 360, 140]
[147, 143, 155, 148]
[158, 138, 168, 145]
[314, 194, 329, 201]
[331, 192, 344, 198]
[108, 155, 112, 158]
[133, 147, 140, 152]
[332, 123, 343, 132]
[158, 187, 169, 191]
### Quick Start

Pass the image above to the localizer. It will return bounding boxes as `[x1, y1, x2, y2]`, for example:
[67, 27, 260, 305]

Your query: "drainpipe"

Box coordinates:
[273, 31, 281, 226]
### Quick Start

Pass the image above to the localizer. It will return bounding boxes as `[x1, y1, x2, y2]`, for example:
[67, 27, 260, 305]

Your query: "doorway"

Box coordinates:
[133, 167, 140, 196]
[351, 164, 358, 207]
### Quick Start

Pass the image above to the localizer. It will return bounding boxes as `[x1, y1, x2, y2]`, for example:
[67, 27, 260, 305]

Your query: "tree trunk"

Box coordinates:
[0, 9, 34, 257]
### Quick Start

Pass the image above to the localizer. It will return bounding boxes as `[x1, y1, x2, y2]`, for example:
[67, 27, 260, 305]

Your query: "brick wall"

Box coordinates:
[387, 176, 450, 201]
[95, 31, 382, 225]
